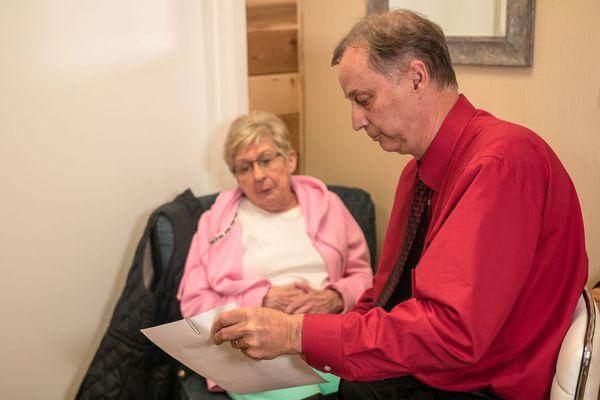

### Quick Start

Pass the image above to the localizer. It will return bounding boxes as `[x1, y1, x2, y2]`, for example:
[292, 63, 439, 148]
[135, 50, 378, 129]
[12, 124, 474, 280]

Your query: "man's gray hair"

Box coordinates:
[332, 9, 457, 89]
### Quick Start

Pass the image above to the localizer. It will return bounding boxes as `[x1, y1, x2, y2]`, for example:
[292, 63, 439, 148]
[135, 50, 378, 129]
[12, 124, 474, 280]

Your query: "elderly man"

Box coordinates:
[212, 10, 588, 399]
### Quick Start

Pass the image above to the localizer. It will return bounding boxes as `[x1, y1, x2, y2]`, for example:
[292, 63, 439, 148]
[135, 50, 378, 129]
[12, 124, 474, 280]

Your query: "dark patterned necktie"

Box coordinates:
[375, 177, 431, 308]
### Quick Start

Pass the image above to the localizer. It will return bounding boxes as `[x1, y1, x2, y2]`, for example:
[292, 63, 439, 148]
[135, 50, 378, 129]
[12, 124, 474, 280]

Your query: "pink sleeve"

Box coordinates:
[177, 212, 271, 317]
[325, 194, 374, 313]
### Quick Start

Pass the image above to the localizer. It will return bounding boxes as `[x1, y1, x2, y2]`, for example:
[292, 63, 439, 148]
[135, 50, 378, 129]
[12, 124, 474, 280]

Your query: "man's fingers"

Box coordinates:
[242, 347, 276, 360]
[241, 348, 259, 359]
[215, 307, 301, 360]
[212, 310, 251, 345]
[213, 325, 244, 345]
[229, 337, 247, 349]
[211, 309, 247, 334]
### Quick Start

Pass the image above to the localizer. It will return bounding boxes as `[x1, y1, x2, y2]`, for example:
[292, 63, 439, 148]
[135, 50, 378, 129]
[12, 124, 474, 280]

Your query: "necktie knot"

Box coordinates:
[413, 177, 431, 215]
[415, 176, 431, 201]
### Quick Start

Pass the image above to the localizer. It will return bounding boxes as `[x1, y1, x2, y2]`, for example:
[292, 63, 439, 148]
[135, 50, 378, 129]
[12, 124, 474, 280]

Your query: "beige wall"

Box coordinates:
[301, 0, 600, 286]
[0, 1, 246, 399]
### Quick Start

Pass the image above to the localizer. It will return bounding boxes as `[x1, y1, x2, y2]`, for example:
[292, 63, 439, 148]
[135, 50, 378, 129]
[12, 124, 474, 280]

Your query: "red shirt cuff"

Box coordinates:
[302, 313, 344, 376]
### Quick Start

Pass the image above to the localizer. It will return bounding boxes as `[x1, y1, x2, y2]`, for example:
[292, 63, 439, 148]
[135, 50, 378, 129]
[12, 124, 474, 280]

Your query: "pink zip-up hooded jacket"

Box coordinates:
[177, 175, 373, 316]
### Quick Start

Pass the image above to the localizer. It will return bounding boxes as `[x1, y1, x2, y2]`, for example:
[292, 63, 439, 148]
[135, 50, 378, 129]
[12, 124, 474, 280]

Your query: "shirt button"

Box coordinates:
[323, 365, 331, 372]
[177, 369, 186, 378]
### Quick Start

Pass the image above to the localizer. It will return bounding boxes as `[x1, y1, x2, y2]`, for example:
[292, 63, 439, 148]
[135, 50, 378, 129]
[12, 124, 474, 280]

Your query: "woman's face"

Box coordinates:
[233, 138, 297, 213]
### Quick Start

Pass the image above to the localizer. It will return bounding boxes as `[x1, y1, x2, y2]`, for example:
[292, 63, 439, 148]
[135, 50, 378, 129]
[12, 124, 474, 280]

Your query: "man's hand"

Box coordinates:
[211, 307, 303, 360]
[263, 285, 307, 312]
[285, 282, 344, 314]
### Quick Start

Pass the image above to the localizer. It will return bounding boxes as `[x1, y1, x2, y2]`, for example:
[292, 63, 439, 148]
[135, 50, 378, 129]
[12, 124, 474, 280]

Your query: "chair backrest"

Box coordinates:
[550, 289, 600, 400]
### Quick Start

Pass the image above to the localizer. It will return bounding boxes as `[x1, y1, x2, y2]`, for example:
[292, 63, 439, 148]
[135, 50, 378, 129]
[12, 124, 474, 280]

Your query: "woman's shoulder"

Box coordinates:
[211, 187, 243, 212]
[198, 187, 243, 234]
[291, 175, 327, 192]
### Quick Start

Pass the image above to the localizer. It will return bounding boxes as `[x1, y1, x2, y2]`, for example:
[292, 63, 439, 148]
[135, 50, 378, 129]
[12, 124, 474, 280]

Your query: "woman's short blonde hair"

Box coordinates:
[223, 111, 293, 170]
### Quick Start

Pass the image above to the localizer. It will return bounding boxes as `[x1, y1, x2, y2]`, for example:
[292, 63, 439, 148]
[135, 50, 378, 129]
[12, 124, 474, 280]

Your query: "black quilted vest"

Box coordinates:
[76, 190, 204, 400]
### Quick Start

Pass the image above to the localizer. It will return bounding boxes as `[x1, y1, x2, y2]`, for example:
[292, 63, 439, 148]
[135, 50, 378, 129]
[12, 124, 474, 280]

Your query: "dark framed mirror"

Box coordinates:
[367, 0, 535, 66]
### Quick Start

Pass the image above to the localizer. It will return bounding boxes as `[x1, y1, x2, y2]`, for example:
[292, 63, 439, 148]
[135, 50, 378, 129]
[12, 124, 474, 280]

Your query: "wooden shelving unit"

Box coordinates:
[246, 0, 302, 172]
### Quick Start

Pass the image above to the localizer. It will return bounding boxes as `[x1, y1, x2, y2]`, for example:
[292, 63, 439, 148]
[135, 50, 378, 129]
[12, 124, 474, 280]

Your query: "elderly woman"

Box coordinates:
[177, 111, 373, 399]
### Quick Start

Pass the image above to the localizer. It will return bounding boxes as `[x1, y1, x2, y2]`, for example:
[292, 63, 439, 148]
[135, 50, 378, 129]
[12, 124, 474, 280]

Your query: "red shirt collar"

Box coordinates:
[419, 94, 477, 191]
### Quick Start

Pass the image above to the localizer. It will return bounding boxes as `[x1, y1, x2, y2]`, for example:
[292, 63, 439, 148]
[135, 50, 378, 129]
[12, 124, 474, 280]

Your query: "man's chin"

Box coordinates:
[377, 140, 403, 153]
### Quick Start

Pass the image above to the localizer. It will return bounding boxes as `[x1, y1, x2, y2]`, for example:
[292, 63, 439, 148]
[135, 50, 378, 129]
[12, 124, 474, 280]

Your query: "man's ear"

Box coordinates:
[412, 74, 421, 90]
[407, 60, 428, 92]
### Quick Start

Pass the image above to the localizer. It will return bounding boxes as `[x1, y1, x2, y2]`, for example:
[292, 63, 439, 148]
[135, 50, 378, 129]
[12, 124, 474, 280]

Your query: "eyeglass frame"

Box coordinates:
[231, 151, 286, 177]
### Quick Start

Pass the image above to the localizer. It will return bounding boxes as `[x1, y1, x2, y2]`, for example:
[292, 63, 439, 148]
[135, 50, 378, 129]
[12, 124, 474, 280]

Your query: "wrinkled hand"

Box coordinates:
[263, 284, 307, 312]
[285, 282, 344, 314]
[212, 307, 303, 360]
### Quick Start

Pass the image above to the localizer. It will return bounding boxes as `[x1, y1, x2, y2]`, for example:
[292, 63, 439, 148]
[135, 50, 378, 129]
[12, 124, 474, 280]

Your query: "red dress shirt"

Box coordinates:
[302, 95, 588, 399]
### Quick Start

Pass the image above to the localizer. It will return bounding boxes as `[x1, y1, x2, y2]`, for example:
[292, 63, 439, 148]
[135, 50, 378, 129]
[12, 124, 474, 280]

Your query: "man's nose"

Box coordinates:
[351, 104, 368, 131]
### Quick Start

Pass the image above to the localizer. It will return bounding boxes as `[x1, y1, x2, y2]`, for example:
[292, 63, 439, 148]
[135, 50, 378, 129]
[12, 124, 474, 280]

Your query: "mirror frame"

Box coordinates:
[367, 0, 535, 66]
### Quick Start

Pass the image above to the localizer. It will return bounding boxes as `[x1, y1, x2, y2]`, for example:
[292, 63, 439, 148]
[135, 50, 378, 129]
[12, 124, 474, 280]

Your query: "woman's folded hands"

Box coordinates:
[262, 284, 306, 311]
[263, 282, 343, 315]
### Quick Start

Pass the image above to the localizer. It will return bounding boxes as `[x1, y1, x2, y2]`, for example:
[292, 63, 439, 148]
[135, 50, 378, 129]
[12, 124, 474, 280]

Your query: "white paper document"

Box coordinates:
[141, 303, 326, 394]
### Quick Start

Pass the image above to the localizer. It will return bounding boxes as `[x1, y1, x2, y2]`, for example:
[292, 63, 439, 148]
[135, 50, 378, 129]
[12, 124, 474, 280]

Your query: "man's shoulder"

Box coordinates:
[454, 112, 570, 210]
[461, 111, 550, 167]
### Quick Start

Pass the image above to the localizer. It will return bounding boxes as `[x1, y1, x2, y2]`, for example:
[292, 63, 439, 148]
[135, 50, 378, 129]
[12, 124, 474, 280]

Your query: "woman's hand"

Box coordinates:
[262, 284, 306, 312]
[285, 282, 344, 314]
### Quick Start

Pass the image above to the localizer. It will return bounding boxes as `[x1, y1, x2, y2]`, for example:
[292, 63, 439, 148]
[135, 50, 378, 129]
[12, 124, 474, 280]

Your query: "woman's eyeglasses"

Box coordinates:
[232, 152, 284, 177]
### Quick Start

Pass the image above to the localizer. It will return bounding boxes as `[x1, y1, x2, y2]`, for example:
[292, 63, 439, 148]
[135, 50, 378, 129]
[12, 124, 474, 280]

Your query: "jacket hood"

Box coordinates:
[291, 175, 329, 237]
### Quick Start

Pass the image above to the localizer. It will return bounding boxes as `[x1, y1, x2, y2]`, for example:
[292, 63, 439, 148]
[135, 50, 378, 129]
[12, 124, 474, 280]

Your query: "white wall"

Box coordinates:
[0, 1, 247, 398]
